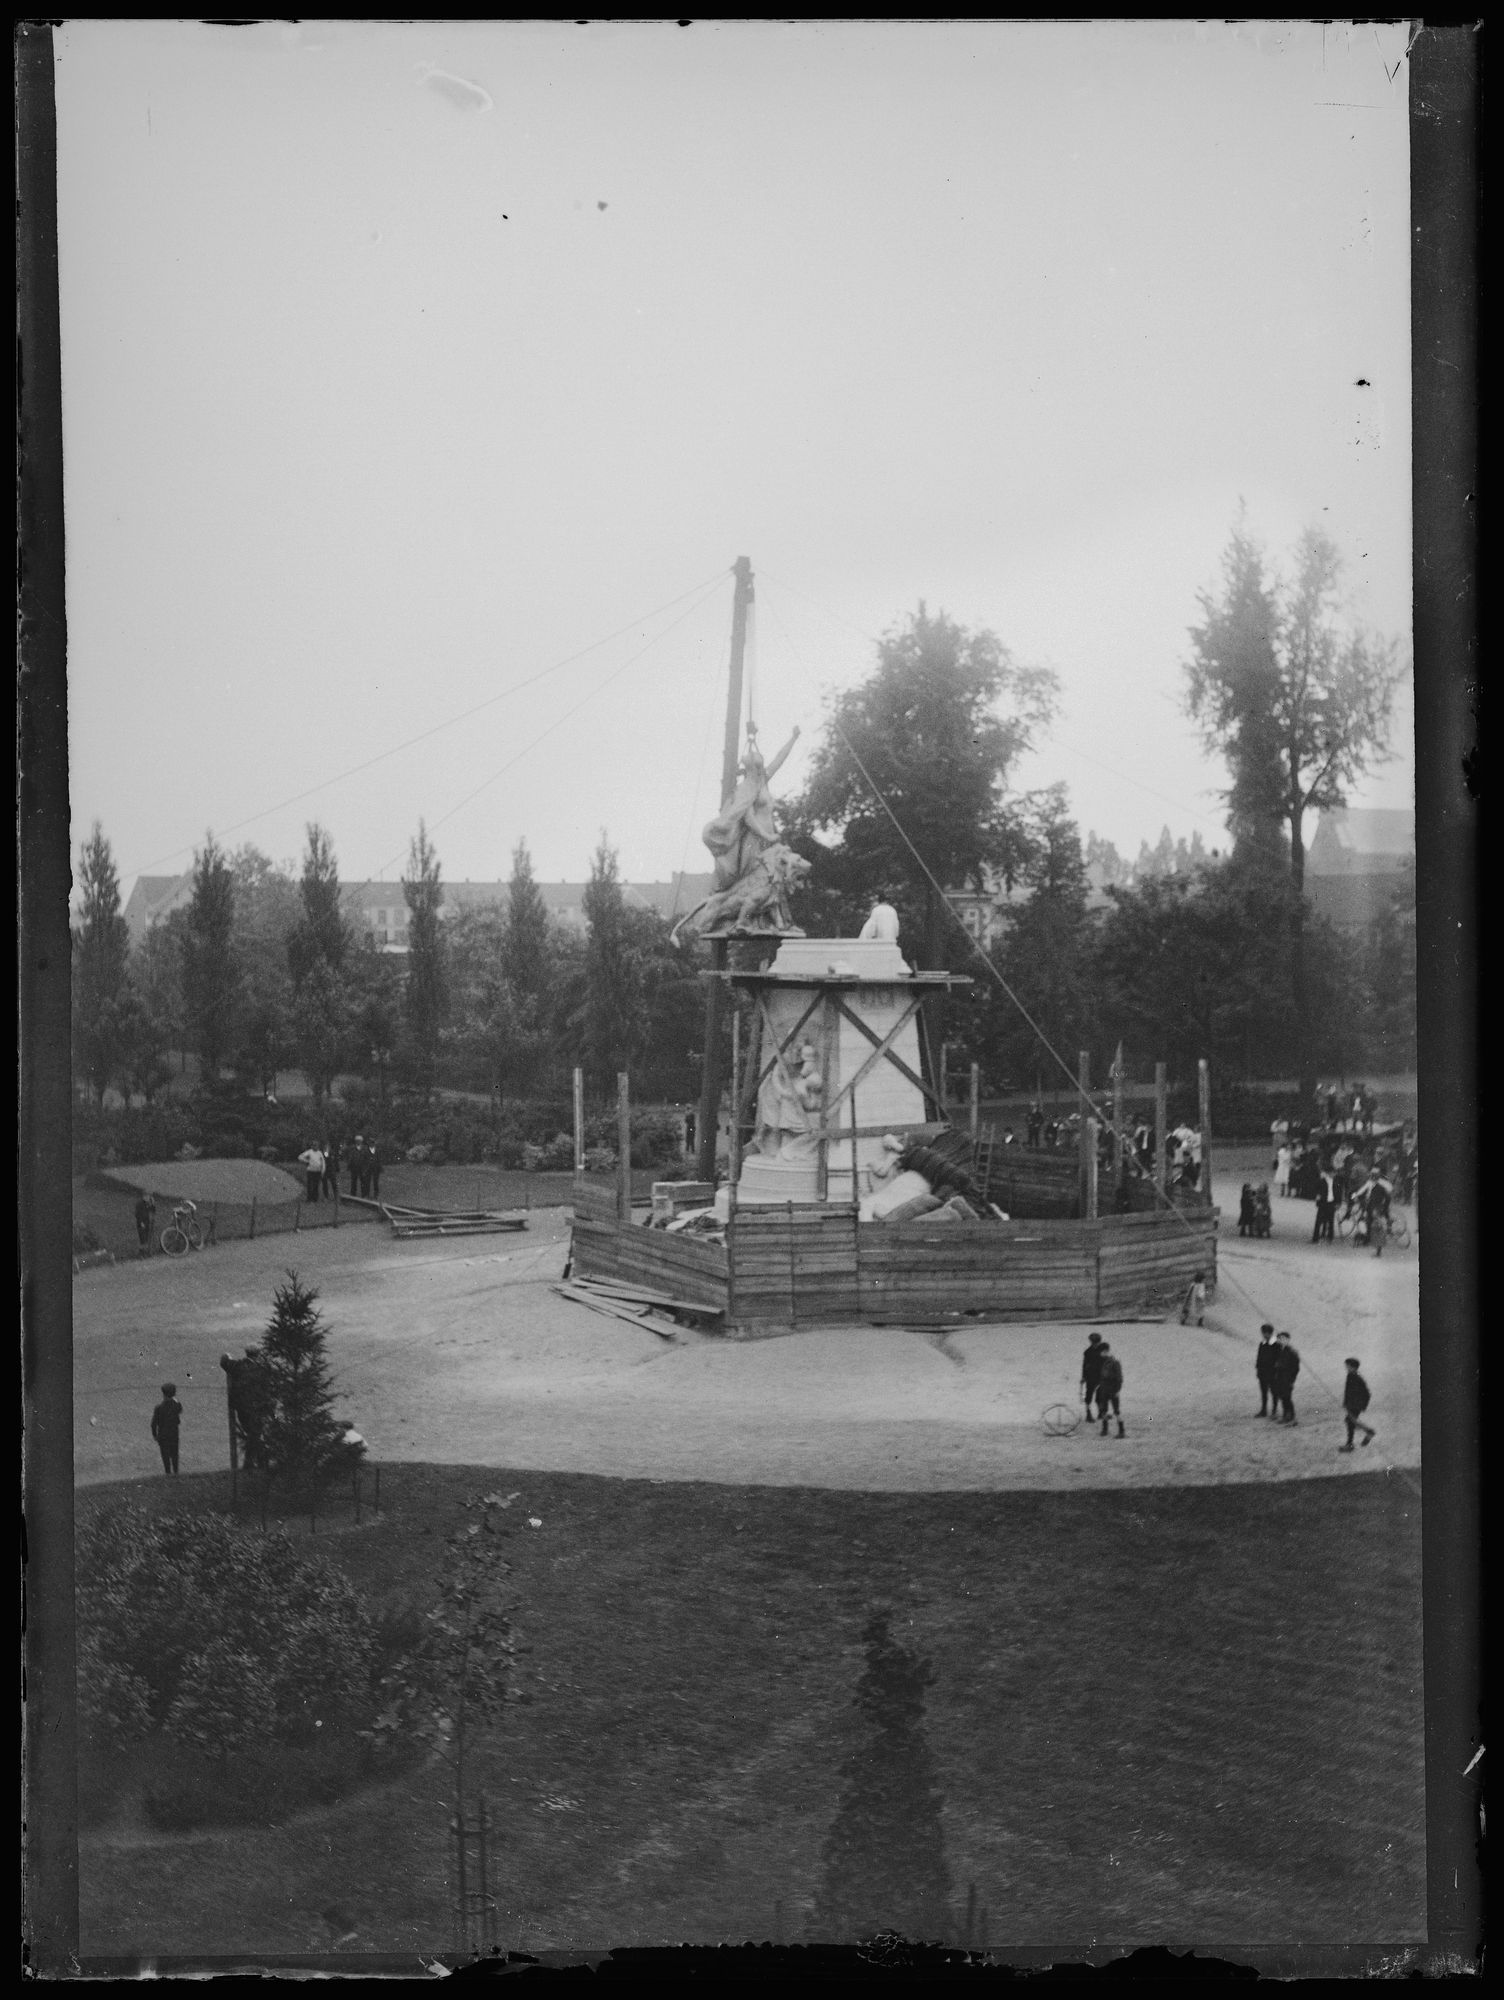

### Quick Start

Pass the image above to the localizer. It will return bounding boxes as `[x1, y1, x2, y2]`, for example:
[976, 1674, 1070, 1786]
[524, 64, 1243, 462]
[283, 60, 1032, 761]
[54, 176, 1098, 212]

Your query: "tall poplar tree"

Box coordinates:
[1185, 519, 1402, 1093]
[71, 822, 132, 1103]
[402, 820, 447, 1094]
[181, 833, 241, 1086]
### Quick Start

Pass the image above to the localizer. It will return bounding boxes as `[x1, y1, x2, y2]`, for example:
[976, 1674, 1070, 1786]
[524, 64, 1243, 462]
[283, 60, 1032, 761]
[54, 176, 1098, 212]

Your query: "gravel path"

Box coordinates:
[73, 1172, 1419, 1494]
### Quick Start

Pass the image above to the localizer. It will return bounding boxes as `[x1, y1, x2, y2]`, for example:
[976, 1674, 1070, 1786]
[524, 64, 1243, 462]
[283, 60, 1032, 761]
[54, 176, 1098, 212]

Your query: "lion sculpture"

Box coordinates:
[672, 842, 811, 944]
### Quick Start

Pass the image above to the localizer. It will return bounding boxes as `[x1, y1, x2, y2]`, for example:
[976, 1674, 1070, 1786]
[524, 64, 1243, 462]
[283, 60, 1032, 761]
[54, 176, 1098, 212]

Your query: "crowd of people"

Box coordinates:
[1264, 1114, 1417, 1254]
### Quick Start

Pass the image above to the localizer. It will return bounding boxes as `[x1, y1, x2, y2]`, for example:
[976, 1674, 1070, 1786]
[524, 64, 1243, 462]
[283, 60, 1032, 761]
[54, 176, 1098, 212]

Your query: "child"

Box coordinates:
[1179, 1269, 1208, 1327]
[151, 1382, 183, 1476]
[1096, 1343, 1125, 1437]
[1340, 1359, 1376, 1451]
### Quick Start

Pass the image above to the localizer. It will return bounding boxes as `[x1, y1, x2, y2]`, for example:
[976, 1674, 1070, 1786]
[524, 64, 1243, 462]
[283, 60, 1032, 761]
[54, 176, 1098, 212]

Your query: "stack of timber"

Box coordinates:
[381, 1202, 528, 1239]
[727, 1203, 863, 1326]
[569, 1175, 730, 1312]
[552, 1275, 722, 1339]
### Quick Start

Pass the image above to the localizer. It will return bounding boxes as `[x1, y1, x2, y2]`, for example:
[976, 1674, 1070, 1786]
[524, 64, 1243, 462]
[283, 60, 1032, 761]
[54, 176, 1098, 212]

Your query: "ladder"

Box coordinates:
[972, 1124, 997, 1206]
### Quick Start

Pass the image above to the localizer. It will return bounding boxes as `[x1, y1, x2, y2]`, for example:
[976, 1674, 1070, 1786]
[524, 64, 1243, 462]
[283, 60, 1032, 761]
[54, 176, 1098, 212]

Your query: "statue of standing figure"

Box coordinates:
[672, 722, 809, 943]
[752, 1039, 824, 1162]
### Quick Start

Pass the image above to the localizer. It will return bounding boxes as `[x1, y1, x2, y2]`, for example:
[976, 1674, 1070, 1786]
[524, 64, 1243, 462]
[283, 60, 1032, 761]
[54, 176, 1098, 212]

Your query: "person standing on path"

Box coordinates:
[1276, 1143, 1293, 1197]
[1270, 1331, 1301, 1425]
[1081, 1332, 1106, 1415]
[367, 1139, 382, 1201]
[297, 1143, 324, 1203]
[349, 1137, 366, 1197]
[1340, 1359, 1377, 1451]
[1095, 1343, 1125, 1437]
[150, 1382, 182, 1476]
[134, 1191, 156, 1257]
[1312, 1168, 1338, 1244]
[1180, 1270, 1208, 1327]
[1255, 1324, 1279, 1415]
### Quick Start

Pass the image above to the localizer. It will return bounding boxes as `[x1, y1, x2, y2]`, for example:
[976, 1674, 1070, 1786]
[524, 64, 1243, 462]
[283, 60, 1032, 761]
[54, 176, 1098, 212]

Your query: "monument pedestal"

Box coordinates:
[734, 936, 938, 1208]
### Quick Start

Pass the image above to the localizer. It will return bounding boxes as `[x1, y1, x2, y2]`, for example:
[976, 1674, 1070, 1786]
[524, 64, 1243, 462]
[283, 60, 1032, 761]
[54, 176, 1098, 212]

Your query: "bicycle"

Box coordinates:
[160, 1205, 204, 1256]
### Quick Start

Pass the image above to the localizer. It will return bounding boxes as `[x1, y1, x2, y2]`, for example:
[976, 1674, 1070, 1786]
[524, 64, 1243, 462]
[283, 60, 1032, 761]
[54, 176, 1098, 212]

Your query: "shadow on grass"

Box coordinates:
[809, 1611, 956, 1946]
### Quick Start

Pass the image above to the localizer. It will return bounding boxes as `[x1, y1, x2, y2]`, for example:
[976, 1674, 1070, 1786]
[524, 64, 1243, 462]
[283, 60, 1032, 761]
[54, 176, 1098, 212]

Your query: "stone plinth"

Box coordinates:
[736, 936, 931, 1207]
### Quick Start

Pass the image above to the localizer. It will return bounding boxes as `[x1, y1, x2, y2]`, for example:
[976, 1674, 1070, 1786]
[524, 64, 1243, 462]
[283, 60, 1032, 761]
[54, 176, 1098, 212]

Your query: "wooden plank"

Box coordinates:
[553, 1284, 682, 1340]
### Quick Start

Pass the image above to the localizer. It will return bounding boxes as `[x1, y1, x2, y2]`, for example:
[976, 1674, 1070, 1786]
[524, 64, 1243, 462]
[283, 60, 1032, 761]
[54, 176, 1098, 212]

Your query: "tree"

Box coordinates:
[579, 834, 648, 1095]
[285, 826, 351, 1106]
[229, 845, 300, 1098]
[259, 1271, 350, 1494]
[370, 1489, 521, 1871]
[347, 935, 403, 1109]
[788, 604, 1058, 970]
[502, 840, 552, 1006]
[181, 833, 241, 1085]
[402, 821, 447, 1094]
[986, 786, 1098, 1088]
[71, 822, 133, 1104]
[1360, 859, 1417, 1072]
[446, 904, 549, 1111]
[131, 915, 188, 1083]
[1185, 519, 1403, 1092]
[288, 824, 349, 986]
[809, 1611, 954, 1944]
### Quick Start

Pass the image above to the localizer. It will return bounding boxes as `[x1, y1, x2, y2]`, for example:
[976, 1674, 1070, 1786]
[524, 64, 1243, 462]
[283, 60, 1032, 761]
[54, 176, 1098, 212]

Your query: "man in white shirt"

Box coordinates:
[297, 1144, 325, 1203]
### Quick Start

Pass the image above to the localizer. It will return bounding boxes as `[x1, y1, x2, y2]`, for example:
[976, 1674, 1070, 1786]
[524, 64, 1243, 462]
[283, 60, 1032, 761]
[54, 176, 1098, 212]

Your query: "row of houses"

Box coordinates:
[121, 810, 1413, 956]
[122, 869, 718, 953]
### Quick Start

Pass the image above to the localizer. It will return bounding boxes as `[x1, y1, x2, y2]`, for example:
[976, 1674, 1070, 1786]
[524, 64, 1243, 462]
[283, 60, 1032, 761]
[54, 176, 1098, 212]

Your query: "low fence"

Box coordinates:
[126, 1188, 384, 1256]
[569, 1178, 1218, 1331]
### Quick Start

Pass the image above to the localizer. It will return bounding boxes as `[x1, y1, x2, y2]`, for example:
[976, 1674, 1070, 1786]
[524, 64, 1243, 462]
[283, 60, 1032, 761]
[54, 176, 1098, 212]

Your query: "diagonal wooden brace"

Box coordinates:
[823, 994, 946, 1120]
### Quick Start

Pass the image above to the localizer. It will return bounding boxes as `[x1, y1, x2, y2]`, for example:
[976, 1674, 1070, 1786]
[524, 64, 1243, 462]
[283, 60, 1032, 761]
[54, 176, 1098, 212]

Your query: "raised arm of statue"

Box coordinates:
[763, 725, 800, 783]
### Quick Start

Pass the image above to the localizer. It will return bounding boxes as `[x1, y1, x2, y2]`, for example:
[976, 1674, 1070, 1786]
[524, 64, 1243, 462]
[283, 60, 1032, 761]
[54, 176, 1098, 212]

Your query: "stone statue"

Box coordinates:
[858, 899, 901, 941]
[702, 723, 801, 893]
[672, 841, 811, 942]
[752, 1040, 823, 1161]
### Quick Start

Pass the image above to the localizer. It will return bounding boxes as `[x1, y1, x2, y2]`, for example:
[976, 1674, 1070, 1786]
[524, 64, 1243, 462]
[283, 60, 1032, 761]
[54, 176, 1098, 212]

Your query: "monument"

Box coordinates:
[679, 714, 951, 1208]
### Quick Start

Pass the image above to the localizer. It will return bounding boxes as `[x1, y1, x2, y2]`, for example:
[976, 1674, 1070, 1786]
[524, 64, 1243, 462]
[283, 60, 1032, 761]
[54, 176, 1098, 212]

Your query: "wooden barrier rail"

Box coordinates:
[568, 1178, 1216, 1331]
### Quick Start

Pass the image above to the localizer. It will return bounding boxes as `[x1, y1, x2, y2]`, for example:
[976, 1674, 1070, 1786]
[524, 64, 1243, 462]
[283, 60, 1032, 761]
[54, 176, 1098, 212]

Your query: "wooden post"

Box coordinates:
[1154, 1061, 1167, 1198]
[816, 993, 832, 1203]
[249, 1195, 257, 1240]
[940, 1040, 950, 1116]
[572, 1066, 585, 1175]
[1112, 1051, 1124, 1178]
[697, 558, 755, 1183]
[730, 1002, 744, 1186]
[616, 1072, 632, 1224]
[1198, 1057, 1212, 1203]
[1077, 1050, 1092, 1216]
[1085, 1118, 1100, 1220]
[969, 1063, 980, 1144]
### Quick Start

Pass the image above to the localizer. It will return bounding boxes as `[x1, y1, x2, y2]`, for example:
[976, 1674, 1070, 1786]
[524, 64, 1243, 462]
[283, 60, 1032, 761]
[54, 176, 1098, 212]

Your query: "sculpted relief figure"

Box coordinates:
[752, 1040, 824, 1162]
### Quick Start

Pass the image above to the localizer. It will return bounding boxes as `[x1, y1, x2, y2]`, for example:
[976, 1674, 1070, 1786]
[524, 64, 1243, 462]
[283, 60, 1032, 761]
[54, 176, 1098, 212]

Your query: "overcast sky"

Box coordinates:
[55, 19, 1413, 898]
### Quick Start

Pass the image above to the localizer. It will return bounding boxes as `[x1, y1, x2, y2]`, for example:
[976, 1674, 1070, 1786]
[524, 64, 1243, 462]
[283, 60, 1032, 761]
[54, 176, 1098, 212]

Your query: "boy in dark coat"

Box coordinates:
[1096, 1343, 1125, 1437]
[1340, 1359, 1376, 1450]
[1080, 1332, 1105, 1413]
[134, 1192, 156, 1256]
[151, 1383, 182, 1475]
[1255, 1323, 1278, 1415]
[1270, 1331, 1301, 1424]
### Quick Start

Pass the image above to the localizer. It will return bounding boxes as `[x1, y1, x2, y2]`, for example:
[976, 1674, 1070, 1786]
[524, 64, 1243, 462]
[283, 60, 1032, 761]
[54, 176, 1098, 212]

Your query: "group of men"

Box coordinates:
[295, 1136, 382, 1204]
[1077, 1323, 1378, 1454]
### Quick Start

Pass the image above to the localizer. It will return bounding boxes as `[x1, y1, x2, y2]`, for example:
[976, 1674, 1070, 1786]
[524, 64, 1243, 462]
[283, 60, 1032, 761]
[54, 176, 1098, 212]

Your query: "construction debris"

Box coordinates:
[380, 1202, 528, 1240]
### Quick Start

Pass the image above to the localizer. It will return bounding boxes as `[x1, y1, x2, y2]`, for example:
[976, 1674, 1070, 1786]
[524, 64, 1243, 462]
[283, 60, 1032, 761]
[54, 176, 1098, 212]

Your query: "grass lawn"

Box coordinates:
[77, 1465, 1424, 1958]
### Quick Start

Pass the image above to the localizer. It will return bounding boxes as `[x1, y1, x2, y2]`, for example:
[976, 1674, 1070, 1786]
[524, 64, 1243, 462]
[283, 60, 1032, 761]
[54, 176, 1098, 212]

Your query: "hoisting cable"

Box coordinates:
[126, 566, 733, 880]
[375, 570, 730, 874]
